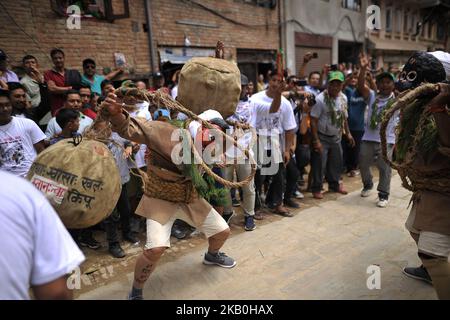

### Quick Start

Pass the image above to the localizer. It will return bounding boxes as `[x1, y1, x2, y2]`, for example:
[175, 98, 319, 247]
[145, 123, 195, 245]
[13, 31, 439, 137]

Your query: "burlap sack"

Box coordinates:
[26, 138, 121, 229]
[177, 57, 241, 118]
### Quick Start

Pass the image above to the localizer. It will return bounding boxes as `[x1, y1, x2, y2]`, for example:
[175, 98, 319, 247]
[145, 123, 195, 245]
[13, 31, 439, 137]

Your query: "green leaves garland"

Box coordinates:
[369, 95, 395, 130]
[170, 120, 230, 207]
[324, 91, 345, 129]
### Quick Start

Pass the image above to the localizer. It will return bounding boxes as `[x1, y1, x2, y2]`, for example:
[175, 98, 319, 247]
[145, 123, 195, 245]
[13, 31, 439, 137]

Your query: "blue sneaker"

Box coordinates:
[203, 251, 236, 268]
[244, 215, 256, 231]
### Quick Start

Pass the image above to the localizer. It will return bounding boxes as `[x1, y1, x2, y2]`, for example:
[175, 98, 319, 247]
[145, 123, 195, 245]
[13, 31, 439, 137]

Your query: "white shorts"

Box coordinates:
[144, 207, 229, 250]
[406, 205, 450, 260]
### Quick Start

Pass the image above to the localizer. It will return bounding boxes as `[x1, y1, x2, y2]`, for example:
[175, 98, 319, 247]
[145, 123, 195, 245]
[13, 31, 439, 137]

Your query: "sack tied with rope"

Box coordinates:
[177, 57, 241, 119]
[26, 137, 122, 229]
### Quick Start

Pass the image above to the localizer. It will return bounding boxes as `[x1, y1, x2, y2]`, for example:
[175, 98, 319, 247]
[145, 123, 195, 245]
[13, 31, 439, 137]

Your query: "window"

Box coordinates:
[241, 0, 277, 9]
[342, 0, 361, 11]
[409, 12, 416, 34]
[386, 7, 392, 32]
[394, 8, 402, 33]
[428, 22, 434, 39]
[403, 11, 409, 34]
[437, 23, 446, 41]
[50, 0, 130, 21]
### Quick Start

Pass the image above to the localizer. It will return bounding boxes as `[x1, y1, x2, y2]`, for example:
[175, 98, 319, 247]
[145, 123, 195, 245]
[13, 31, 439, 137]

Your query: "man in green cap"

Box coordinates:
[310, 70, 355, 199]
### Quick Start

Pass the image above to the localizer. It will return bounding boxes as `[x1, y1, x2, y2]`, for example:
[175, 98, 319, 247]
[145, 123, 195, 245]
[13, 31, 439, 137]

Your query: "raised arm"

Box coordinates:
[270, 80, 286, 113]
[298, 52, 313, 79]
[357, 53, 371, 100]
[299, 97, 312, 135]
[105, 68, 124, 81]
[215, 41, 225, 59]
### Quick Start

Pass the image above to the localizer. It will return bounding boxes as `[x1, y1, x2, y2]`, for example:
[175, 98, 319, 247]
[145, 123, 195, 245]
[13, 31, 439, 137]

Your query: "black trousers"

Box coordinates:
[310, 136, 343, 193]
[295, 144, 311, 173]
[104, 183, 139, 245]
[284, 157, 300, 199]
[342, 129, 364, 172]
[68, 228, 94, 244]
[254, 150, 284, 209]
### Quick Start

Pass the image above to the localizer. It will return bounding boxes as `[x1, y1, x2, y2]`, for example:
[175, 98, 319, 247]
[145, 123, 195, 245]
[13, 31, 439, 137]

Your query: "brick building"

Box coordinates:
[367, 0, 449, 70]
[0, 0, 151, 81]
[151, 0, 280, 85]
[0, 0, 281, 86]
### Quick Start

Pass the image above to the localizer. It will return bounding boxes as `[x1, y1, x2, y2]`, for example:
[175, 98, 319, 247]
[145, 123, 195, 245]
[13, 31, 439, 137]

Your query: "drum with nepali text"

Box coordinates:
[26, 138, 121, 229]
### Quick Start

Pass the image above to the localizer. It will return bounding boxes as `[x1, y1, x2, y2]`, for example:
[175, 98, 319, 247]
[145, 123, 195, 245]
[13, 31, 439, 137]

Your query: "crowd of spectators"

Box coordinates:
[0, 47, 400, 260]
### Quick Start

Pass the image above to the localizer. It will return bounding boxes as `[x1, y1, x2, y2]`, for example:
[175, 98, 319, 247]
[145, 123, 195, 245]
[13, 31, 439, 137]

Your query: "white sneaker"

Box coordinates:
[360, 188, 372, 197]
[294, 190, 305, 199]
[377, 198, 388, 208]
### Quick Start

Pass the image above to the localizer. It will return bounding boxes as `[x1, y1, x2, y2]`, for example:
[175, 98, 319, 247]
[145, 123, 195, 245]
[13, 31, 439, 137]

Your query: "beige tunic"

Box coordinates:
[110, 111, 212, 227]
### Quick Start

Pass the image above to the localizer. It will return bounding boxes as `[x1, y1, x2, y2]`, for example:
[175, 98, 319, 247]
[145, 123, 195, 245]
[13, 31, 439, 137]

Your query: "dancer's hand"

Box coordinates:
[428, 83, 450, 108]
[123, 146, 133, 159]
[101, 92, 123, 117]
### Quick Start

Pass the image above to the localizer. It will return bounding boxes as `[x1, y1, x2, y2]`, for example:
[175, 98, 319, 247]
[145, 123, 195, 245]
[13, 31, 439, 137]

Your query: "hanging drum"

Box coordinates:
[27, 138, 121, 229]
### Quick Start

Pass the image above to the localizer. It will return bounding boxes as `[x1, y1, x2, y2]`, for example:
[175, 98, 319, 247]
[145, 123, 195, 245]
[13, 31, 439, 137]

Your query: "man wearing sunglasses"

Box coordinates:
[81, 58, 123, 95]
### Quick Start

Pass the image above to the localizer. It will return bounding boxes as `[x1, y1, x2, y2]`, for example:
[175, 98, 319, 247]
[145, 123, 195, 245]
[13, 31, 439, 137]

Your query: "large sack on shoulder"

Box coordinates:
[27, 138, 121, 229]
[177, 57, 241, 118]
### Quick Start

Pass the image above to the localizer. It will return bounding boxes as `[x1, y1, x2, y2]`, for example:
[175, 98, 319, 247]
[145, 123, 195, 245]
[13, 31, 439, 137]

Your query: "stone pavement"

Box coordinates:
[77, 174, 437, 300]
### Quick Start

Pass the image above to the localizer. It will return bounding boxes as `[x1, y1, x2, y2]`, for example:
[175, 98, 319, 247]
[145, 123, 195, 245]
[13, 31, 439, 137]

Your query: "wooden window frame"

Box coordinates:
[50, 0, 129, 22]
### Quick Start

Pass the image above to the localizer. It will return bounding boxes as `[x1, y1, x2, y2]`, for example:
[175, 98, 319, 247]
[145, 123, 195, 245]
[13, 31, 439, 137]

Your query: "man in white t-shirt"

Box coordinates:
[0, 170, 85, 300]
[248, 70, 297, 217]
[0, 90, 46, 177]
[357, 55, 398, 208]
[8, 82, 34, 120]
[45, 90, 93, 139]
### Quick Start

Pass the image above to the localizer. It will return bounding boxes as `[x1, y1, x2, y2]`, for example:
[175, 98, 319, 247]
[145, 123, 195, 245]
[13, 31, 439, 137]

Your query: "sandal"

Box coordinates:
[254, 210, 265, 220]
[272, 205, 294, 217]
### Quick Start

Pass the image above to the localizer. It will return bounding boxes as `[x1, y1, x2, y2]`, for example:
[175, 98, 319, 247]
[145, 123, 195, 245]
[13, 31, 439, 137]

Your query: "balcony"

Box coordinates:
[401, 0, 450, 8]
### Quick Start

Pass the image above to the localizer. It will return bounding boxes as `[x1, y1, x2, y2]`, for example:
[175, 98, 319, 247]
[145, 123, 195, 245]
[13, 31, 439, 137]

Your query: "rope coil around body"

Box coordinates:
[380, 83, 439, 170]
[113, 87, 257, 189]
[379, 83, 450, 194]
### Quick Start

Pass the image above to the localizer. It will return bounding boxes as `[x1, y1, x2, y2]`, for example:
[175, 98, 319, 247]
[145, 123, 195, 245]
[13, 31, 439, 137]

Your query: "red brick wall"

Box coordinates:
[0, 0, 151, 77]
[150, 0, 280, 59]
[0, 0, 280, 76]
